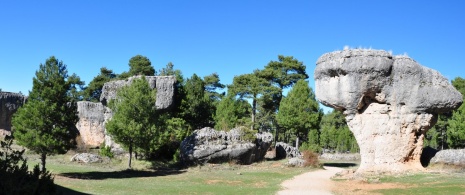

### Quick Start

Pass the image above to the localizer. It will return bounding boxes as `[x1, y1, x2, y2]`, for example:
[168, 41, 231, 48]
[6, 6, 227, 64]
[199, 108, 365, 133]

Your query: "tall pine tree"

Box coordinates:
[12, 56, 79, 172]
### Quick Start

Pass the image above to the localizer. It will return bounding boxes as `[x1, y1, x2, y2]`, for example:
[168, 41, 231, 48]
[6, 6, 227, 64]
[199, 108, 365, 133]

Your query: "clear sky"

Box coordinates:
[1, 1, 464, 110]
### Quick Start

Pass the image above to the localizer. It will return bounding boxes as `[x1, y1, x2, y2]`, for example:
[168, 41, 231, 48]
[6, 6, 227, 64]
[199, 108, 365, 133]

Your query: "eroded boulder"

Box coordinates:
[180, 127, 273, 165]
[75, 75, 176, 150]
[0, 92, 26, 137]
[315, 49, 463, 173]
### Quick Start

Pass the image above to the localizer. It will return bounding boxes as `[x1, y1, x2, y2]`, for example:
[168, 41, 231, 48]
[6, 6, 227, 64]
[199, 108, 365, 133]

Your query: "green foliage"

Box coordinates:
[229, 70, 280, 130]
[446, 77, 465, 149]
[0, 136, 55, 194]
[128, 55, 155, 76]
[83, 67, 117, 102]
[204, 72, 226, 101]
[106, 77, 159, 168]
[319, 110, 359, 153]
[180, 74, 215, 130]
[214, 94, 251, 130]
[425, 113, 450, 149]
[12, 56, 79, 171]
[277, 80, 321, 144]
[153, 117, 190, 160]
[67, 73, 86, 101]
[99, 144, 114, 159]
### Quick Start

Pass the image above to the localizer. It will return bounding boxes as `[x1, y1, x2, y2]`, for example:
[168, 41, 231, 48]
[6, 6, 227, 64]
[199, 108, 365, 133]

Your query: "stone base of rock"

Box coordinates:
[180, 127, 273, 165]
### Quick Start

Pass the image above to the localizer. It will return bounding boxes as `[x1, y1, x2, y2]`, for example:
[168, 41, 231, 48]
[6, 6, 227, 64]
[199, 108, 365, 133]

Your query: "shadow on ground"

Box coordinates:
[59, 169, 185, 180]
[56, 185, 91, 195]
[323, 162, 357, 168]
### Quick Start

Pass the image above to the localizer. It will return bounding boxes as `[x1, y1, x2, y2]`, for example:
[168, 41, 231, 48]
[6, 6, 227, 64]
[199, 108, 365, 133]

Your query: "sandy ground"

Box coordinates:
[277, 166, 343, 195]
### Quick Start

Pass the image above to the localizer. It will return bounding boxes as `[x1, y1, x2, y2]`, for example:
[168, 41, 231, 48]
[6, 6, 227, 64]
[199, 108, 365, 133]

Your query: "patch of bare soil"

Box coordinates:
[332, 180, 413, 195]
[277, 166, 343, 195]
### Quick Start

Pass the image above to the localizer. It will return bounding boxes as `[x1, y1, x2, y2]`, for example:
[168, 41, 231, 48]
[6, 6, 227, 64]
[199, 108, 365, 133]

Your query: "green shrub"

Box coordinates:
[0, 136, 56, 194]
[299, 142, 321, 153]
[99, 143, 114, 158]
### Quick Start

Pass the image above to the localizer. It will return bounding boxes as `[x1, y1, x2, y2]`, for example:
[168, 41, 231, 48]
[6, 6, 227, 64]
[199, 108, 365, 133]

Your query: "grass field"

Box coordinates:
[25, 153, 313, 195]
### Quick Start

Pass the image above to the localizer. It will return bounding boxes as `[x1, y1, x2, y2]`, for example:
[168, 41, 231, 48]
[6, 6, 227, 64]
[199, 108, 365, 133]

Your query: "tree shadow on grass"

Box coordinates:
[58, 169, 185, 180]
[56, 185, 92, 195]
[323, 162, 358, 168]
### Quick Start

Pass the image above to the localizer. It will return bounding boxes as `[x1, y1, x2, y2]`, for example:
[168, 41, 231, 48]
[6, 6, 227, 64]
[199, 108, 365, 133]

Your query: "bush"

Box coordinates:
[301, 150, 320, 167]
[0, 136, 56, 194]
[99, 144, 114, 159]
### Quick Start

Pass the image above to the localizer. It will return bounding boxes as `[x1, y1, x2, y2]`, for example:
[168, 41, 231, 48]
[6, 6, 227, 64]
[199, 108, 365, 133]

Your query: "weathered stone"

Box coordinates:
[70, 153, 102, 163]
[275, 142, 302, 159]
[319, 153, 361, 161]
[75, 75, 176, 151]
[286, 157, 305, 167]
[0, 92, 26, 137]
[180, 127, 273, 165]
[430, 149, 465, 166]
[100, 75, 176, 109]
[315, 49, 463, 174]
[76, 101, 106, 148]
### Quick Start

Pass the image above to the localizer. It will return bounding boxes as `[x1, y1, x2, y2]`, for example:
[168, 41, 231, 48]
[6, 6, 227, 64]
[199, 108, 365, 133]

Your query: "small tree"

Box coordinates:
[129, 55, 155, 76]
[214, 93, 251, 130]
[83, 67, 117, 102]
[12, 56, 79, 172]
[106, 77, 159, 168]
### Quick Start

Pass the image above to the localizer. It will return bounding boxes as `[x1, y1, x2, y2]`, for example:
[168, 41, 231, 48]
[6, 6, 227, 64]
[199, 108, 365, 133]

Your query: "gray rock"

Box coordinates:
[76, 101, 106, 148]
[275, 142, 302, 159]
[314, 49, 463, 173]
[286, 157, 305, 167]
[180, 127, 273, 165]
[319, 153, 361, 161]
[100, 75, 176, 109]
[430, 149, 465, 166]
[0, 92, 26, 137]
[70, 153, 102, 163]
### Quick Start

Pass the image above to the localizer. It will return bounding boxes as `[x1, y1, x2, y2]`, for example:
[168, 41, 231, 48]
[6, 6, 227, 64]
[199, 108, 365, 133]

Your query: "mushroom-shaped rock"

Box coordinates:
[315, 49, 463, 174]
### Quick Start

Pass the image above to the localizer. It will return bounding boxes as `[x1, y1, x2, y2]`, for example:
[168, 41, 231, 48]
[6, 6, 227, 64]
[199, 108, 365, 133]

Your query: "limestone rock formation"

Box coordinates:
[76, 101, 107, 148]
[430, 149, 465, 166]
[70, 153, 103, 163]
[180, 127, 273, 165]
[314, 49, 463, 173]
[100, 76, 176, 109]
[75, 75, 176, 149]
[275, 142, 302, 159]
[0, 92, 26, 137]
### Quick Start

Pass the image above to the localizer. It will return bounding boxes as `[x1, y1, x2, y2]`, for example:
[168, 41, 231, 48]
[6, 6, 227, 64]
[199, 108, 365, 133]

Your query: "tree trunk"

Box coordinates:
[128, 142, 133, 169]
[41, 153, 47, 172]
[296, 137, 299, 149]
[251, 97, 256, 130]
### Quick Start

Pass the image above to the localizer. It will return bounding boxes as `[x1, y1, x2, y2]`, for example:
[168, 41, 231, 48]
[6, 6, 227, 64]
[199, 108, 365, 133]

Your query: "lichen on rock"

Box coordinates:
[314, 49, 463, 174]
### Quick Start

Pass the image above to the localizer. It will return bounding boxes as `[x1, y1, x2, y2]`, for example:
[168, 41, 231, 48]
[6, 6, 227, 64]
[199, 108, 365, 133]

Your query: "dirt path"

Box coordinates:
[277, 166, 343, 195]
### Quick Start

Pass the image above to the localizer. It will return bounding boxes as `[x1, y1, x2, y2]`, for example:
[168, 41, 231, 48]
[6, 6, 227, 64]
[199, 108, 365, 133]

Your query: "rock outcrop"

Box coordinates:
[70, 153, 103, 163]
[76, 76, 176, 149]
[180, 127, 273, 165]
[315, 49, 463, 173]
[0, 92, 26, 137]
[100, 76, 176, 109]
[76, 102, 107, 148]
[275, 142, 302, 159]
[430, 149, 465, 166]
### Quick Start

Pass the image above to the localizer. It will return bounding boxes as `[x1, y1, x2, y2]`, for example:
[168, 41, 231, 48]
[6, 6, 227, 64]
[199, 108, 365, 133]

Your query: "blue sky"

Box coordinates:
[1, 1, 464, 112]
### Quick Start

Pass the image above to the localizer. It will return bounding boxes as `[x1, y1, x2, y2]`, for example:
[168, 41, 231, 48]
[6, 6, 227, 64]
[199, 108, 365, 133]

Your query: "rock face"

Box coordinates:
[430, 149, 465, 166]
[76, 102, 107, 148]
[180, 127, 273, 165]
[76, 76, 176, 149]
[100, 76, 176, 109]
[275, 142, 302, 159]
[0, 92, 26, 137]
[315, 49, 463, 173]
[70, 153, 103, 163]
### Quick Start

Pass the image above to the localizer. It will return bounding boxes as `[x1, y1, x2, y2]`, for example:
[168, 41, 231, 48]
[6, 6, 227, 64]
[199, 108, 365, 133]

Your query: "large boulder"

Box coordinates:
[76, 101, 107, 148]
[315, 49, 463, 174]
[100, 76, 176, 109]
[430, 149, 465, 166]
[180, 127, 273, 165]
[75, 75, 176, 150]
[0, 92, 26, 137]
[275, 142, 302, 159]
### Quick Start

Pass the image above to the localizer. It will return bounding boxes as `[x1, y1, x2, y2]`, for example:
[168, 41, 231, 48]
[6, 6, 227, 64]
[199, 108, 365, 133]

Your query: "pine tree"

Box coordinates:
[12, 56, 79, 172]
[446, 77, 465, 148]
[106, 77, 160, 168]
[214, 94, 251, 130]
[83, 67, 117, 102]
[276, 80, 321, 145]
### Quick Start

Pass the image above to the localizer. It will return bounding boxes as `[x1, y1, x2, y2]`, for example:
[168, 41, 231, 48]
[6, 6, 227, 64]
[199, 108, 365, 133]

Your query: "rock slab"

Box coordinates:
[180, 127, 273, 165]
[314, 49, 463, 173]
[0, 92, 26, 137]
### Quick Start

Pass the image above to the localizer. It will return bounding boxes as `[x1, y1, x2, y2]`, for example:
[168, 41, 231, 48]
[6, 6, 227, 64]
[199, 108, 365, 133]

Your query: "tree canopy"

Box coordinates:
[83, 67, 116, 102]
[106, 77, 160, 168]
[12, 56, 79, 171]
